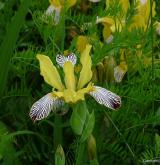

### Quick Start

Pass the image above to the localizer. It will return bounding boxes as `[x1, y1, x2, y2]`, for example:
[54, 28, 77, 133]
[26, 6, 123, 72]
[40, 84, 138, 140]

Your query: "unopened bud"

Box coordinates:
[92, 67, 98, 83]
[103, 56, 116, 83]
[96, 62, 104, 83]
[87, 134, 97, 160]
[55, 145, 65, 165]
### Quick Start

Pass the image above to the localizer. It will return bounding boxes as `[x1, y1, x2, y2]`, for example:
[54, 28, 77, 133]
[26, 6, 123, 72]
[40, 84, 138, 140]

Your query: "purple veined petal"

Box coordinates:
[29, 93, 63, 122]
[66, 53, 77, 65]
[56, 54, 66, 67]
[56, 53, 77, 67]
[89, 86, 121, 110]
[52, 98, 64, 110]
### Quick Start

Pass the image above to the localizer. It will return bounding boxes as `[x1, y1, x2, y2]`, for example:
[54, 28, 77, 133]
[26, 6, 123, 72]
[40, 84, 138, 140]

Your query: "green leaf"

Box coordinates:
[80, 111, 95, 142]
[0, 122, 21, 165]
[90, 159, 99, 165]
[55, 145, 65, 165]
[155, 133, 160, 156]
[70, 101, 87, 135]
[0, 0, 31, 96]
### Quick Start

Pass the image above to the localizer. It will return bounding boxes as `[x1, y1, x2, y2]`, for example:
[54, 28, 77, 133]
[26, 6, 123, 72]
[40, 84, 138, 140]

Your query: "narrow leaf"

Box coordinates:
[80, 111, 95, 142]
[0, 0, 31, 96]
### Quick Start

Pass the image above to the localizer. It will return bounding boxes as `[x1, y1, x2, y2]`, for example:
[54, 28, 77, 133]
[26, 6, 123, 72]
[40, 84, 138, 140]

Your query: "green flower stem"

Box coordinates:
[54, 115, 63, 150]
[75, 140, 86, 165]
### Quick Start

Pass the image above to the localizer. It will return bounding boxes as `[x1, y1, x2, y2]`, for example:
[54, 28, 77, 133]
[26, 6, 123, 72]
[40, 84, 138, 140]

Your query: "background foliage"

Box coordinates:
[0, 0, 160, 164]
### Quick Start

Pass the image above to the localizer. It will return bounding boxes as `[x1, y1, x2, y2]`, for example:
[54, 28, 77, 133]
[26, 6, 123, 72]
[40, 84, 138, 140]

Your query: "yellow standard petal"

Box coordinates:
[76, 35, 89, 53]
[63, 61, 76, 90]
[77, 44, 92, 89]
[37, 54, 64, 91]
[49, 0, 61, 7]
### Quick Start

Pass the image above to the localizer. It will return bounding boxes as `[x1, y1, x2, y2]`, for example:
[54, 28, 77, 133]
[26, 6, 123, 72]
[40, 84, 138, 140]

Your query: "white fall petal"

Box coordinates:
[89, 86, 121, 110]
[29, 93, 64, 121]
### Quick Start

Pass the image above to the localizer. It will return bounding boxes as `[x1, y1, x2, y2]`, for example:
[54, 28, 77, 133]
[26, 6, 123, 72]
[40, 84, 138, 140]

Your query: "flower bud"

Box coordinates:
[55, 144, 65, 165]
[92, 67, 98, 83]
[87, 134, 97, 160]
[103, 56, 116, 83]
[96, 62, 104, 84]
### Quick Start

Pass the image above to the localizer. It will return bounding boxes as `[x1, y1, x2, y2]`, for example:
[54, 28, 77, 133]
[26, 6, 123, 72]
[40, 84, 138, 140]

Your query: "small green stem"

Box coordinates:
[103, 110, 136, 160]
[54, 115, 63, 150]
[75, 140, 86, 165]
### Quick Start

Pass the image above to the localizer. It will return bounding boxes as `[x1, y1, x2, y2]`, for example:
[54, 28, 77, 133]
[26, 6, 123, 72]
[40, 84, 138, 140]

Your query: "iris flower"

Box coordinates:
[29, 45, 121, 121]
[45, 0, 76, 24]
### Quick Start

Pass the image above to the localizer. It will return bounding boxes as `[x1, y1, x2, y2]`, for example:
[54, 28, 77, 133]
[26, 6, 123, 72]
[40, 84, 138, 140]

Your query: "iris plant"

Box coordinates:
[29, 45, 121, 121]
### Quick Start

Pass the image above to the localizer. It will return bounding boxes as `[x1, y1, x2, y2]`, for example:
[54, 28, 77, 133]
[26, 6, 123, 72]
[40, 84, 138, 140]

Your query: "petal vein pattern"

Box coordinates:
[56, 53, 77, 67]
[89, 86, 121, 110]
[29, 93, 54, 121]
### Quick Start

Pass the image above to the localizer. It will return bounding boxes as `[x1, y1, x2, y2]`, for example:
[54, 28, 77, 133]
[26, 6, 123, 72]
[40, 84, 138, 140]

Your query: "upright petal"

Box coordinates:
[56, 53, 77, 67]
[37, 54, 64, 91]
[56, 54, 77, 90]
[89, 86, 121, 110]
[76, 36, 89, 53]
[29, 93, 54, 121]
[63, 61, 76, 90]
[77, 44, 92, 89]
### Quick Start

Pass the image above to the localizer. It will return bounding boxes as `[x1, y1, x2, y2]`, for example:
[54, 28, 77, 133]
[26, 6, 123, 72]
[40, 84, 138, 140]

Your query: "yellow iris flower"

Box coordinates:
[97, 0, 156, 41]
[29, 44, 121, 121]
[45, 0, 76, 24]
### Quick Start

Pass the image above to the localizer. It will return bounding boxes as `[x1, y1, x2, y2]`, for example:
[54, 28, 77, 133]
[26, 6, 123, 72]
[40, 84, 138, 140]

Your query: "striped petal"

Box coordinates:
[89, 86, 121, 110]
[56, 53, 77, 67]
[29, 93, 64, 122]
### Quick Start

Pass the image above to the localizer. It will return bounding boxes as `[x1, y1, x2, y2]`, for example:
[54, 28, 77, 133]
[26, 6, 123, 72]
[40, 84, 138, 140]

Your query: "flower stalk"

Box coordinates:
[54, 115, 63, 150]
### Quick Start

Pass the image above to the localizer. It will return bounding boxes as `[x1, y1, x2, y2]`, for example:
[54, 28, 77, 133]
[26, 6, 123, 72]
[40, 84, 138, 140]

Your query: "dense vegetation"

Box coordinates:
[0, 0, 160, 164]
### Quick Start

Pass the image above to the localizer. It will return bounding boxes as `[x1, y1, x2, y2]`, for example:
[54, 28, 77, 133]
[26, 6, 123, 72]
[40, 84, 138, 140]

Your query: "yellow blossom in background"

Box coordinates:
[137, 0, 156, 25]
[129, 0, 156, 30]
[96, 17, 118, 43]
[106, 0, 130, 18]
[45, 0, 76, 24]
[114, 49, 128, 83]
